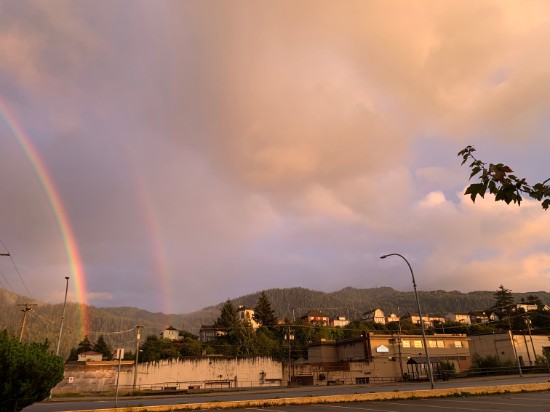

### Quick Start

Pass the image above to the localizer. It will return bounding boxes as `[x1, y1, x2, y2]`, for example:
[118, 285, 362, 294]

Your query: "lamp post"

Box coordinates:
[380, 253, 434, 389]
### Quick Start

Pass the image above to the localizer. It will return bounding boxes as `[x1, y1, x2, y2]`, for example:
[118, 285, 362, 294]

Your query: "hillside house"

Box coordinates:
[386, 313, 400, 323]
[237, 305, 259, 329]
[469, 310, 499, 324]
[331, 316, 350, 328]
[514, 303, 539, 312]
[402, 314, 446, 328]
[445, 313, 472, 325]
[162, 326, 180, 341]
[199, 325, 227, 342]
[301, 310, 330, 326]
[78, 351, 103, 362]
[361, 309, 386, 324]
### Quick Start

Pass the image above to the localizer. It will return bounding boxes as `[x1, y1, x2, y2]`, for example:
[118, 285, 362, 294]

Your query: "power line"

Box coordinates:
[0, 241, 34, 299]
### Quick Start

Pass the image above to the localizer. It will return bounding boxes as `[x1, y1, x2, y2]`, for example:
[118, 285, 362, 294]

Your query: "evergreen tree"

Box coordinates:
[214, 300, 240, 332]
[77, 336, 94, 354]
[253, 291, 277, 328]
[0, 330, 64, 411]
[493, 285, 514, 316]
[93, 335, 113, 360]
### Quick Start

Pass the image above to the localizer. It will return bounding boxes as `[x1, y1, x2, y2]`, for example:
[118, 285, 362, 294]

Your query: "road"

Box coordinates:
[224, 392, 550, 411]
[24, 374, 550, 411]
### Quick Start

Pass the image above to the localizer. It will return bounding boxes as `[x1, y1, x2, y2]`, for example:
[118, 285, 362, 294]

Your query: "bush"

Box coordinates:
[0, 330, 64, 411]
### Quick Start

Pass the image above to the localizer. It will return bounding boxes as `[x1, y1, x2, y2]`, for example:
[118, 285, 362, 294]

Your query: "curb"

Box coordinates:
[63, 382, 550, 411]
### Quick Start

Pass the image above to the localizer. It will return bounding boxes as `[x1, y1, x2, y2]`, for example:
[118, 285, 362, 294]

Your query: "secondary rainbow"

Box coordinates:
[0, 99, 90, 334]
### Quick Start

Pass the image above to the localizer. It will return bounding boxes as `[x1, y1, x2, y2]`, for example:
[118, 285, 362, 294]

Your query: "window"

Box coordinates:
[437, 340, 445, 348]
[402, 340, 410, 348]
[414, 340, 423, 348]
[454, 341, 462, 348]
[428, 340, 437, 348]
[356, 377, 369, 384]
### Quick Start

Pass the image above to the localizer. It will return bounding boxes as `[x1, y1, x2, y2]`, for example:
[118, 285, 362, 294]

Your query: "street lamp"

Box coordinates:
[380, 253, 434, 389]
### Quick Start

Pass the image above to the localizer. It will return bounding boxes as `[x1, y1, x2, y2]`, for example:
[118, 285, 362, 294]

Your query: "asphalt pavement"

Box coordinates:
[24, 373, 550, 412]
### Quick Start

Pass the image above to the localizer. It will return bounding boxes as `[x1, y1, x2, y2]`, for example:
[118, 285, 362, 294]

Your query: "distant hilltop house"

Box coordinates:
[385, 312, 400, 323]
[445, 313, 472, 325]
[331, 316, 350, 328]
[469, 310, 499, 324]
[198, 305, 258, 343]
[237, 305, 259, 329]
[162, 326, 180, 341]
[301, 310, 330, 326]
[360, 309, 401, 325]
[401, 314, 445, 328]
[362, 309, 386, 324]
[77, 351, 103, 362]
[199, 325, 227, 343]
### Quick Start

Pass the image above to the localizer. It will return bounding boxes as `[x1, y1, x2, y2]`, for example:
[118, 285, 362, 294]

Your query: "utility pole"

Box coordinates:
[55, 277, 70, 356]
[507, 314, 523, 377]
[524, 315, 537, 363]
[18, 303, 37, 342]
[396, 307, 404, 380]
[285, 325, 294, 386]
[133, 325, 143, 389]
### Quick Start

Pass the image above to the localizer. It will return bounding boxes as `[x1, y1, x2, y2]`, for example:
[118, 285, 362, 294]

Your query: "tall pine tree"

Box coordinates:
[253, 291, 277, 327]
[493, 285, 514, 316]
[93, 335, 113, 360]
[214, 300, 240, 332]
[77, 336, 94, 354]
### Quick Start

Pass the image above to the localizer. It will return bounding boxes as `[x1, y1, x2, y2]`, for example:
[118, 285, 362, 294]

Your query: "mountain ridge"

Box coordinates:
[1, 286, 548, 358]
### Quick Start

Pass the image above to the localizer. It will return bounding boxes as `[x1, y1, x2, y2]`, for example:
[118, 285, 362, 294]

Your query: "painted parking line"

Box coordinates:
[437, 398, 550, 408]
[384, 401, 513, 411]
[318, 405, 400, 412]
[507, 396, 550, 401]
[245, 408, 289, 411]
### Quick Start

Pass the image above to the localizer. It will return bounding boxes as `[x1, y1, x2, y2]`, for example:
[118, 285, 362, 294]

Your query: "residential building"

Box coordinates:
[77, 351, 103, 362]
[514, 303, 538, 312]
[331, 316, 350, 328]
[386, 313, 400, 323]
[300, 310, 330, 326]
[445, 313, 472, 325]
[162, 326, 180, 341]
[401, 314, 446, 328]
[361, 308, 386, 324]
[469, 310, 499, 324]
[237, 305, 259, 329]
[199, 325, 227, 343]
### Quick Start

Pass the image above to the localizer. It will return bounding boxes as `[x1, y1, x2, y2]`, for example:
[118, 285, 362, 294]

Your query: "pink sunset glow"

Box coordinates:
[0, 1, 549, 313]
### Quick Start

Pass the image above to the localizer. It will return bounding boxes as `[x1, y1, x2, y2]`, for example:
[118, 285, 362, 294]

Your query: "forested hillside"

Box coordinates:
[2, 286, 549, 359]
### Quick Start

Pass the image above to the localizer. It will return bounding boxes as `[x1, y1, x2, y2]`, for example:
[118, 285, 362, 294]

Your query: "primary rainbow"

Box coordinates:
[0, 99, 90, 334]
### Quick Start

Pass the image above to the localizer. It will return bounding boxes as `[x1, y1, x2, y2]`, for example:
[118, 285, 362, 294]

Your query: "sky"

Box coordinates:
[1, 1, 550, 314]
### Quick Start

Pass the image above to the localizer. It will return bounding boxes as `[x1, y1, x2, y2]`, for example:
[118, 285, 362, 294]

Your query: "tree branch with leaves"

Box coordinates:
[458, 145, 550, 209]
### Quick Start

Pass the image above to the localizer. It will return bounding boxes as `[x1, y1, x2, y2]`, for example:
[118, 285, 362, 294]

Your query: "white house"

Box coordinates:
[445, 313, 472, 325]
[162, 326, 180, 341]
[78, 351, 103, 362]
[362, 308, 386, 324]
[237, 305, 260, 329]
